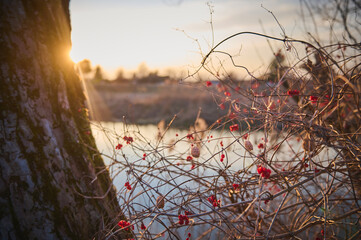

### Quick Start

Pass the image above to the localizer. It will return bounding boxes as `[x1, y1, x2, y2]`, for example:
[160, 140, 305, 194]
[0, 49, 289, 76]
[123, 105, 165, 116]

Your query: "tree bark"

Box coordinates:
[0, 0, 124, 239]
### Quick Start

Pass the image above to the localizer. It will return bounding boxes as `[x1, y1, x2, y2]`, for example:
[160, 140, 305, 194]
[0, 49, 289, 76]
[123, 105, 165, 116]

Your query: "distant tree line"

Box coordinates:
[77, 59, 173, 84]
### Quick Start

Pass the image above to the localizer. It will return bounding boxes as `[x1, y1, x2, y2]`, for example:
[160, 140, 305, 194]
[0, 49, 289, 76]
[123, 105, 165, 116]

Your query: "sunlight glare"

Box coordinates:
[69, 48, 83, 63]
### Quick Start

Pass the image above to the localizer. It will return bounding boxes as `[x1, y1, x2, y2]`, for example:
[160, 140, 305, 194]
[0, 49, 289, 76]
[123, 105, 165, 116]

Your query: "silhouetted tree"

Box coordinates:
[136, 62, 150, 79]
[78, 59, 93, 74]
[114, 68, 126, 82]
[93, 65, 104, 83]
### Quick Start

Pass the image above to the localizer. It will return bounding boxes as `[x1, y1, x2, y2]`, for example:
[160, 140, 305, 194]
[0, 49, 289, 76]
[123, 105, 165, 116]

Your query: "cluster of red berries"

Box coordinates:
[186, 232, 191, 240]
[178, 213, 190, 225]
[232, 183, 239, 189]
[115, 143, 123, 150]
[117, 220, 134, 232]
[224, 91, 231, 97]
[142, 153, 146, 160]
[309, 95, 318, 104]
[206, 81, 212, 87]
[207, 195, 220, 207]
[220, 154, 225, 162]
[287, 90, 300, 96]
[257, 166, 271, 179]
[229, 124, 239, 132]
[186, 156, 193, 161]
[258, 143, 264, 149]
[140, 222, 146, 230]
[123, 136, 133, 144]
[124, 181, 132, 190]
[186, 133, 194, 140]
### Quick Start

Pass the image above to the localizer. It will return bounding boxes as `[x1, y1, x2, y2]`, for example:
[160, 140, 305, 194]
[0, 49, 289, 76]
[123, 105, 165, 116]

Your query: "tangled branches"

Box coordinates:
[92, 45, 361, 237]
[85, 1, 360, 239]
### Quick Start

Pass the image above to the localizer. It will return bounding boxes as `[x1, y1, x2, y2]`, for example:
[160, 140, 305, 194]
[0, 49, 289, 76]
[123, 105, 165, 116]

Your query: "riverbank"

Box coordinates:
[86, 81, 237, 128]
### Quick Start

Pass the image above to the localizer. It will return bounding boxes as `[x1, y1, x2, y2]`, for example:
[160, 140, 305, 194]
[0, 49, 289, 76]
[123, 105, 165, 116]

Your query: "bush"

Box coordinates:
[88, 1, 361, 239]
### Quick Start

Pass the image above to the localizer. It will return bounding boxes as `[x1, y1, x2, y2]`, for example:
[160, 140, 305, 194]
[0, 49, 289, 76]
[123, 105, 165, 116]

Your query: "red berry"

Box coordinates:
[123, 136, 133, 144]
[229, 124, 239, 132]
[219, 103, 225, 110]
[310, 95, 318, 104]
[242, 133, 249, 139]
[287, 89, 300, 96]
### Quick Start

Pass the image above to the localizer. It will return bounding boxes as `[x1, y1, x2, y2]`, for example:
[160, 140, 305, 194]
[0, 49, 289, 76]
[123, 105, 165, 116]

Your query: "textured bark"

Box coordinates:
[0, 0, 124, 239]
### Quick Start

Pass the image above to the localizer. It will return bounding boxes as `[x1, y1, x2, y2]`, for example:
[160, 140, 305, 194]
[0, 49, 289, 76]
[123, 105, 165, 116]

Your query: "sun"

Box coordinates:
[69, 48, 83, 63]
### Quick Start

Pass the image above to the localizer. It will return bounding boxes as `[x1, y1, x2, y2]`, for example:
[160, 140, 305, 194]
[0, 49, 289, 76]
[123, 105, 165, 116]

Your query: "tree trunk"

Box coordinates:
[0, 1, 124, 239]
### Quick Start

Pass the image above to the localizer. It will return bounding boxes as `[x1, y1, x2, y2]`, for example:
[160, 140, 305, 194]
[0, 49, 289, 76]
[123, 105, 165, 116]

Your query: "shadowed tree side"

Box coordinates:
[0, 0, 125, 239]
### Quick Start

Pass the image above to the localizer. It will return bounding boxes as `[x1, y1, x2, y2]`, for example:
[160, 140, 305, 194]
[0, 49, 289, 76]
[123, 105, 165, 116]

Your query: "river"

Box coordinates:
[90, 121, 315, 239]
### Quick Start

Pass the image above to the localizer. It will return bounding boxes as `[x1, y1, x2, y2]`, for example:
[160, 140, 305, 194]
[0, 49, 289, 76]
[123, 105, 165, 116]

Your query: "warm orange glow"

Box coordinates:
[69, 1, 302, 77]
[69, 48, 83, 63]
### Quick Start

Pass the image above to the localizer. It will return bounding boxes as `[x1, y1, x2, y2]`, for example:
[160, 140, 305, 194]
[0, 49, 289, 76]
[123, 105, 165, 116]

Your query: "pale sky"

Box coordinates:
[69, 0, 309, 79]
